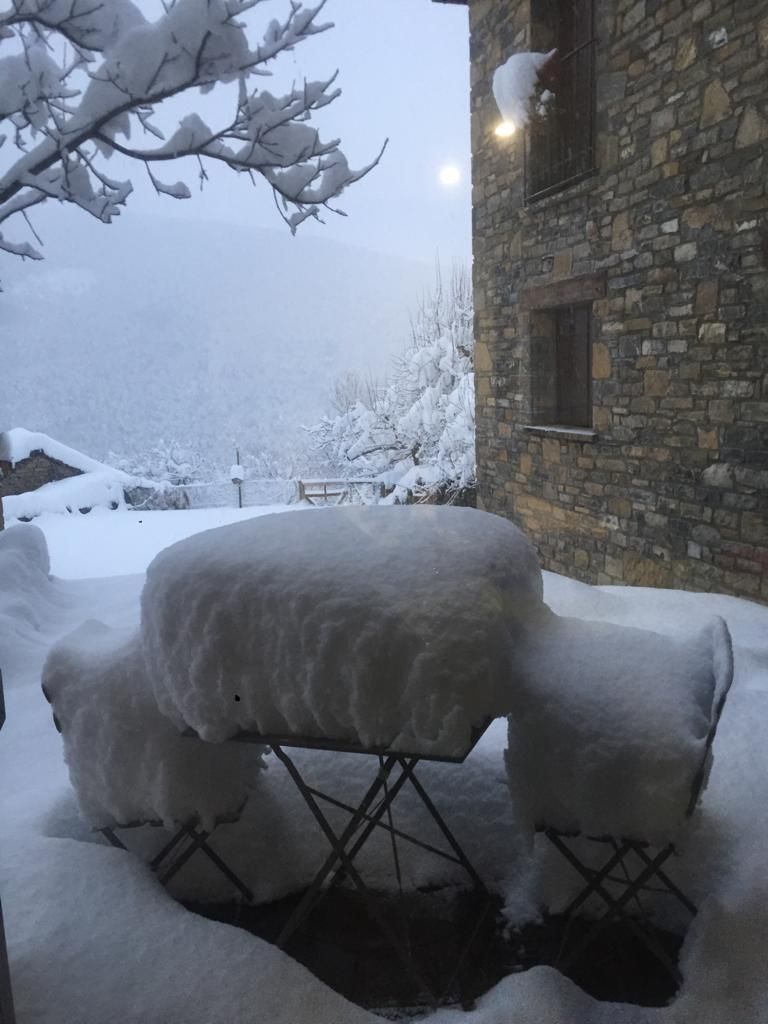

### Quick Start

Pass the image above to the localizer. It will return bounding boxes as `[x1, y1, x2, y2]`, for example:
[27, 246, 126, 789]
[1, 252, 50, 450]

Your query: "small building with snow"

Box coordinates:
[0, 429, 128, 526]
[432, 0, 767, 603]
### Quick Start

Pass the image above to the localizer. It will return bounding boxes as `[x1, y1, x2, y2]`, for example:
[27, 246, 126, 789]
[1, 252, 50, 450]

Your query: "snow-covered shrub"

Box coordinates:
[310, 268, 475, 502]
[110, 442, 211, 488]
[111, 441, 210, 509]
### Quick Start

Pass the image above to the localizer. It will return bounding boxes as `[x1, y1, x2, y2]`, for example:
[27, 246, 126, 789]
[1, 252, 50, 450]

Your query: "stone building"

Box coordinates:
[435, 0, 768, 602]
[0, 430, 89, 529]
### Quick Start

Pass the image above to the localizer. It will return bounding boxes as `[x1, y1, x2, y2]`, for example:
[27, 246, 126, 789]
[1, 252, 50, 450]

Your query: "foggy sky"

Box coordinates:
[105, 0, 474, 267]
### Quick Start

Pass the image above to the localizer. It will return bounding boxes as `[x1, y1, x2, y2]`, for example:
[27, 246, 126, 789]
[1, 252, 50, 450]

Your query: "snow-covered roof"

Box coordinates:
[0, 428, 112, 473]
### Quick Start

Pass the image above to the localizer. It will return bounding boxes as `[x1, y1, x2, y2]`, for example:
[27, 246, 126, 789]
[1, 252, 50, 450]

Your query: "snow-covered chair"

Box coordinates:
[41, 621, 265, 900]
[505, 612, 734, 984]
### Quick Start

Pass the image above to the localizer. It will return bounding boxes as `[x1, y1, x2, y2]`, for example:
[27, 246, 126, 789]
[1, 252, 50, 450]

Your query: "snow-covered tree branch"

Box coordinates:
[0, 0, 384, 260]
[310, 267, 476, 502]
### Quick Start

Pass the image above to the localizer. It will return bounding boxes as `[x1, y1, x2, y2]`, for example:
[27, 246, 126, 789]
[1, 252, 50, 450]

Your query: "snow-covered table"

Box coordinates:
[141, 504, 537, 1003]
[141, 505, 545, 756]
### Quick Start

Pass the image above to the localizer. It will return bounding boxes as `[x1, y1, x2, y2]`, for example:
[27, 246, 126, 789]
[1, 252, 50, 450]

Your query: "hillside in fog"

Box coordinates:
[1, 207, 433, 468]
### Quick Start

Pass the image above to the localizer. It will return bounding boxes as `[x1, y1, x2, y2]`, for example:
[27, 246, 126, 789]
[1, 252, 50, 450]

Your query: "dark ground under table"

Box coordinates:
[185, 885, 683, 1014]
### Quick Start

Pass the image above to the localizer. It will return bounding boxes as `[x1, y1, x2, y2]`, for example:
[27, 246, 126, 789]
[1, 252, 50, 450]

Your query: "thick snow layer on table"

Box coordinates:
[41, 620, 265, 830]
[492, 50, 555, 128]
[505, 610, 733, 844]
[0, 427, 114, 473]
[3, 469, 130, 520]
[142, 506, 544, 754]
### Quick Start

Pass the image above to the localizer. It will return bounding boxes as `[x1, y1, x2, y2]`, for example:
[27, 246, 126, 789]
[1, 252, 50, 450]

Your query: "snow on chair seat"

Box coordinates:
[41, 621, 265, 900]
[140, 504, 546, 756]
[504, 611, 735, 984]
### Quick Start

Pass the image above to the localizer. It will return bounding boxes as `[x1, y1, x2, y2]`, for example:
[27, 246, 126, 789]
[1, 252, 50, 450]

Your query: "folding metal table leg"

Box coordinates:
[272, 746, 436, 1000]
[407, 768, 489, 893]
[272, 746, 401, 947]
[151, 824, 253, 901]
[326, 756, 419, 891]
[554, 841, 683, 980]
[101, 827, 129, 852]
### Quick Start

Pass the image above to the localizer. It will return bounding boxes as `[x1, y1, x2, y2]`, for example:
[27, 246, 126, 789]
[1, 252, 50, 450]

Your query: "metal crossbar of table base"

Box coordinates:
[269, 742, 494, 1008]
[544, 830, 697, 985]
[100, 818, 253, 902]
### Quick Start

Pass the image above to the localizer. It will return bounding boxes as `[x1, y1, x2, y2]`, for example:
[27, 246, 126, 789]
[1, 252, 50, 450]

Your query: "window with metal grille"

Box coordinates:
[526, 0, 597, 201]
[554, 304, 591, 426]
[530, 304, 592, 428]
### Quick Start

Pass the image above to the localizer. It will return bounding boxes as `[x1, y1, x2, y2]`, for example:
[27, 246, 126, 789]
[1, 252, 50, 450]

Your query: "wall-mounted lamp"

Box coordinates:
[494, 121, 516, 138]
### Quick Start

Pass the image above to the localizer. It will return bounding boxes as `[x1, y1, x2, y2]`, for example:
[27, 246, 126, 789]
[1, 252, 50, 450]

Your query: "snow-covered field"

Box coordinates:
[1, 506, 767, 1024]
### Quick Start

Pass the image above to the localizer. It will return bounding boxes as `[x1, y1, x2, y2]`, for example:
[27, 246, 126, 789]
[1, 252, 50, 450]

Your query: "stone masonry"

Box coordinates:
[0, 453, 83, 528]
[462, 0, 768, 601]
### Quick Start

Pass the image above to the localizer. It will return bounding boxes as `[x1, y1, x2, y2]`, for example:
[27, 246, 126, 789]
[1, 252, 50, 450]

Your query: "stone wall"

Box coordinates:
[470, 0, 768, 601]
[0, 454, 82, 529]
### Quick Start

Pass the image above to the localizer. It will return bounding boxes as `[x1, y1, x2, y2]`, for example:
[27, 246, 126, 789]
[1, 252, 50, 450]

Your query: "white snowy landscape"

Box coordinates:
[1, 502, 767, 1023]
[1, 0, 766, 1020]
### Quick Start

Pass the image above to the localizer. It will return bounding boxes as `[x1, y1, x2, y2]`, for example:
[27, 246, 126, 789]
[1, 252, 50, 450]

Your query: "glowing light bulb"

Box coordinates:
[494, 120, 516, 138]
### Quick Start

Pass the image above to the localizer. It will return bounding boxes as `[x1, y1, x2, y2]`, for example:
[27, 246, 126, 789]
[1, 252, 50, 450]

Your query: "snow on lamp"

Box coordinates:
[492, 49, 558, 138]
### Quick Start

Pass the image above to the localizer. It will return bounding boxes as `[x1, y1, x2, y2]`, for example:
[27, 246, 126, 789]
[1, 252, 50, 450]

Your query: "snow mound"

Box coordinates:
[505, 610, 734, 844]
[4, 469, 130, 520]
[0, 524, 59, 679]
[0, 427, 113, 473]
[492, 50, 555, 128]
[141, 506, 544, 755]
[41, 621, 265, 831]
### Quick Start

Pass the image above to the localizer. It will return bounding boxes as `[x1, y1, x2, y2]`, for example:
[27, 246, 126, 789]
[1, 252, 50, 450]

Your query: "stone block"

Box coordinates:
[592, 342, 612, 379]
[700, 79, 732, 128]
[644, 369, 671, 396]
[736, 106, 768, 149]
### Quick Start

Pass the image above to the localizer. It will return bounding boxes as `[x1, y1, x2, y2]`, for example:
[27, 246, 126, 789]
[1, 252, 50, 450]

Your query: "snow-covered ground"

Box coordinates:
[1, 506, 767, 1023]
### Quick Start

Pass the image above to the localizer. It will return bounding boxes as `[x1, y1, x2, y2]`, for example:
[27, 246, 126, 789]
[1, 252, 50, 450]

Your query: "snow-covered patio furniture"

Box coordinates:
[140, 504, 545, 1003]
[505, 612, 735, 984]
[41, 621, 266, 901]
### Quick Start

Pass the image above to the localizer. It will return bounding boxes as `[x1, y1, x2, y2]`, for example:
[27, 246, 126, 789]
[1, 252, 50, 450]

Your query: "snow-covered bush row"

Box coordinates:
[141, 506, 544, 756]
[0, 0, 380, 263]
[41, 620, 266, 830]
[310, 269, 475, 502]
[109, 442, 213, 489]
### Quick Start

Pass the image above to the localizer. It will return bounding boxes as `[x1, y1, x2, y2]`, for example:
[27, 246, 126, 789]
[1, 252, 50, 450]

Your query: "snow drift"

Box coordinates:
[141, 506, 545, 755]
[0, 524, 63, 680]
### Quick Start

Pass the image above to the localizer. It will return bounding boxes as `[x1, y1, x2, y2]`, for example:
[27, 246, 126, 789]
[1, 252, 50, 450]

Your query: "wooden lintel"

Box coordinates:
[521, 272, 607, 310]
